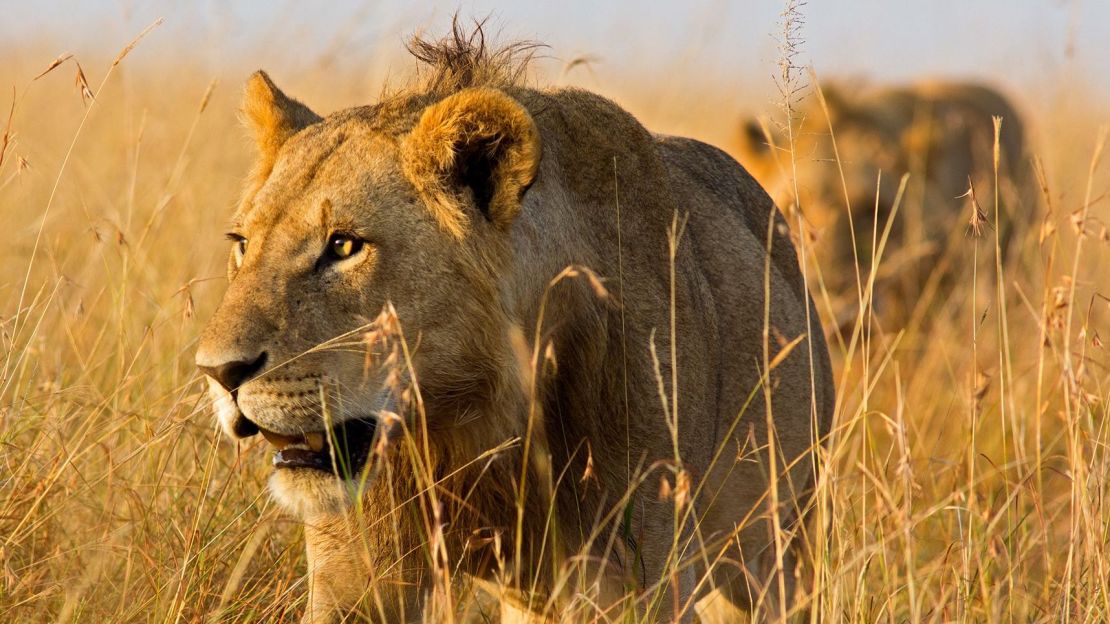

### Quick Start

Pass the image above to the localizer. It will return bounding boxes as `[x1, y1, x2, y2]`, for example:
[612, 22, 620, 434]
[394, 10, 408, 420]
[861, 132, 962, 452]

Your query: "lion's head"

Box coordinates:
[195, 68, 541, 518]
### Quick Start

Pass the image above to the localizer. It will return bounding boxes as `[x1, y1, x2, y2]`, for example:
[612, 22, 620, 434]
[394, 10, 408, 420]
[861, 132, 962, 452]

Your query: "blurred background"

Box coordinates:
[2, 0, 1105, 209]
[5, 1, 1108, 89]
[3, 1, 1107, 121]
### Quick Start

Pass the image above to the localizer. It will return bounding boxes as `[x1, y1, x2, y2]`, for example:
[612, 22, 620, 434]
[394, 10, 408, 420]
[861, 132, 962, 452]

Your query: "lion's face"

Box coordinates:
[197, 130, 447, 516]
[196, 73, 540, 518]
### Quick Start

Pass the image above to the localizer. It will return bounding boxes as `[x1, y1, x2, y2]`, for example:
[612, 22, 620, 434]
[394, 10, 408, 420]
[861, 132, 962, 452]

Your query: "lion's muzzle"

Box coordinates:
[262, 417, 378, 476]
[198, 351, 268, 395]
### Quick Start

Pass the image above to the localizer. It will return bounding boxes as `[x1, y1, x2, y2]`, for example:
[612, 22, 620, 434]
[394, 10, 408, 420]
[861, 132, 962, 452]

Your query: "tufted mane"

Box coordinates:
[404, 17, 542, 98]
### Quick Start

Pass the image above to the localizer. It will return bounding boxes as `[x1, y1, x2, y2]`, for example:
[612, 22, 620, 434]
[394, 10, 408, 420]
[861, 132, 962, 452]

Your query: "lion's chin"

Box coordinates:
[268, 469, 358, 518]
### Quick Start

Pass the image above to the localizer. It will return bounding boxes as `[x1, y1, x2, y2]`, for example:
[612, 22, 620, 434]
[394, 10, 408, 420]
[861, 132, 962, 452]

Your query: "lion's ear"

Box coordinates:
[242, 71, 321, 177]
[738, 117, 772, 156]
[401, 88, 541, 238]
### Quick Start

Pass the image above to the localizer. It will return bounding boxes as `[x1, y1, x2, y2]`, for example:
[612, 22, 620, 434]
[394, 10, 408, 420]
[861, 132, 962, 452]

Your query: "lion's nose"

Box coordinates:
[198, 352, 268, 392]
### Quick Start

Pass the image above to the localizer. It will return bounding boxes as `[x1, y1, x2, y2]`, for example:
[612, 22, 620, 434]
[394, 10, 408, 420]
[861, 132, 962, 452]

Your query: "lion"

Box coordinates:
[195, 25, 833, 623]
[735, 81, 1031, 323]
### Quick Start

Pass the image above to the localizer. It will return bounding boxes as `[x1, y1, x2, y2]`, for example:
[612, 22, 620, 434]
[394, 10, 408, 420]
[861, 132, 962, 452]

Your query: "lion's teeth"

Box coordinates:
[305, 432, 325, 452]
[260, 428, 298, 450]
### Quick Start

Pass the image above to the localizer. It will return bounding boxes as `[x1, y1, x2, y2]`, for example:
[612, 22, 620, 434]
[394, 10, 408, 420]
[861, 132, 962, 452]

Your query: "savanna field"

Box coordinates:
[2, 11, 1110, 624]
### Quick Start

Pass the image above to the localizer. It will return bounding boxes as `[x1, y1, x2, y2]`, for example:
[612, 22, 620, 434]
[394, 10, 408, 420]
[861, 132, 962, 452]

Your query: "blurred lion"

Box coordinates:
[736, 81, 1031, 324]
[195, 24, 833, 624]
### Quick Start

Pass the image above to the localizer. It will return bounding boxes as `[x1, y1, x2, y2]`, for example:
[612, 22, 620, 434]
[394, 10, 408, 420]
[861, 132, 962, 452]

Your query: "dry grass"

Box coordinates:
[1, 14, 1109, 624]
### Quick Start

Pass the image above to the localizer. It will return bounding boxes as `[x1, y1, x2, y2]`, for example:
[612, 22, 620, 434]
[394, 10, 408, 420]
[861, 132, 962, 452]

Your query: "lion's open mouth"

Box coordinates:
[253, 418, 378, 477]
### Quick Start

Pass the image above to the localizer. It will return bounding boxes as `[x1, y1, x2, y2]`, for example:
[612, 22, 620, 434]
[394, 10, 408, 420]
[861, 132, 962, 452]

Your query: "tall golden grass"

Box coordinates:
[1, 14, 1109, 623]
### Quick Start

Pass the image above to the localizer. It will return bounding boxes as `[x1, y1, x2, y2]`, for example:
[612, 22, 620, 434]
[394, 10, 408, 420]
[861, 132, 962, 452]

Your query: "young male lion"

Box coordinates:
[196, 25, 833, 623]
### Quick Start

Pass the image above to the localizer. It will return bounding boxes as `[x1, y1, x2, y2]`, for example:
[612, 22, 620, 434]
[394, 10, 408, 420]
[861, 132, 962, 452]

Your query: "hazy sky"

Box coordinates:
[4, 0, 1107, 100]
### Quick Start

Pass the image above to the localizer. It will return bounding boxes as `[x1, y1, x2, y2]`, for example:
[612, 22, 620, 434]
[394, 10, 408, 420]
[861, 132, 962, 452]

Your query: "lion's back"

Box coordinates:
[655, 133, 834, 478]
[826, 82, 1023, 179]
[508, 84, 834, 487]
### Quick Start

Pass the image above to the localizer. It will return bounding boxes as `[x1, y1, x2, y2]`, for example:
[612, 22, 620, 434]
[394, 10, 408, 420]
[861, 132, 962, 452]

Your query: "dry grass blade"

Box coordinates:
[33, 52, 73, 80]
[0, 86, 14, 171]
[559, 54, 601, 82]
[961, 175, 990, 238]
[563, 54, 600, 73]
[767, 332, 807, 371]
[113, 17, 165, 67]
[198, 79, 217, 114]
[74, 60, 94, 105]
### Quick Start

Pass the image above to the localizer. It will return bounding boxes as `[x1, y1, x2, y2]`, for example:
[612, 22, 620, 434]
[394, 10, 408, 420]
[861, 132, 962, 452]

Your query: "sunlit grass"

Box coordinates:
[1, 15, 1109, 623]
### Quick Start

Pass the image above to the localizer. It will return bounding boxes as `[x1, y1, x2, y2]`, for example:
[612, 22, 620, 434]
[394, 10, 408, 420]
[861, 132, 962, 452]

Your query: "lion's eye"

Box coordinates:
[326, 234, 364, 261]
[228, 234, 248, 268]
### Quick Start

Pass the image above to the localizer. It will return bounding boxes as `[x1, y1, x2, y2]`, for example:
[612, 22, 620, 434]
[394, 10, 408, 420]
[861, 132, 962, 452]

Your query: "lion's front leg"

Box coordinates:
[301, 513, 425, 623]
[302, 515, 367, 623]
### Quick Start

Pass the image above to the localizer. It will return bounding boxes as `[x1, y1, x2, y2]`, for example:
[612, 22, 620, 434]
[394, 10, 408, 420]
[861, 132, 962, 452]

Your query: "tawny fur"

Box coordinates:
[401, 88, 542, 238]
[242, 71, 323, 182]
[197, 23, 834, 624]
